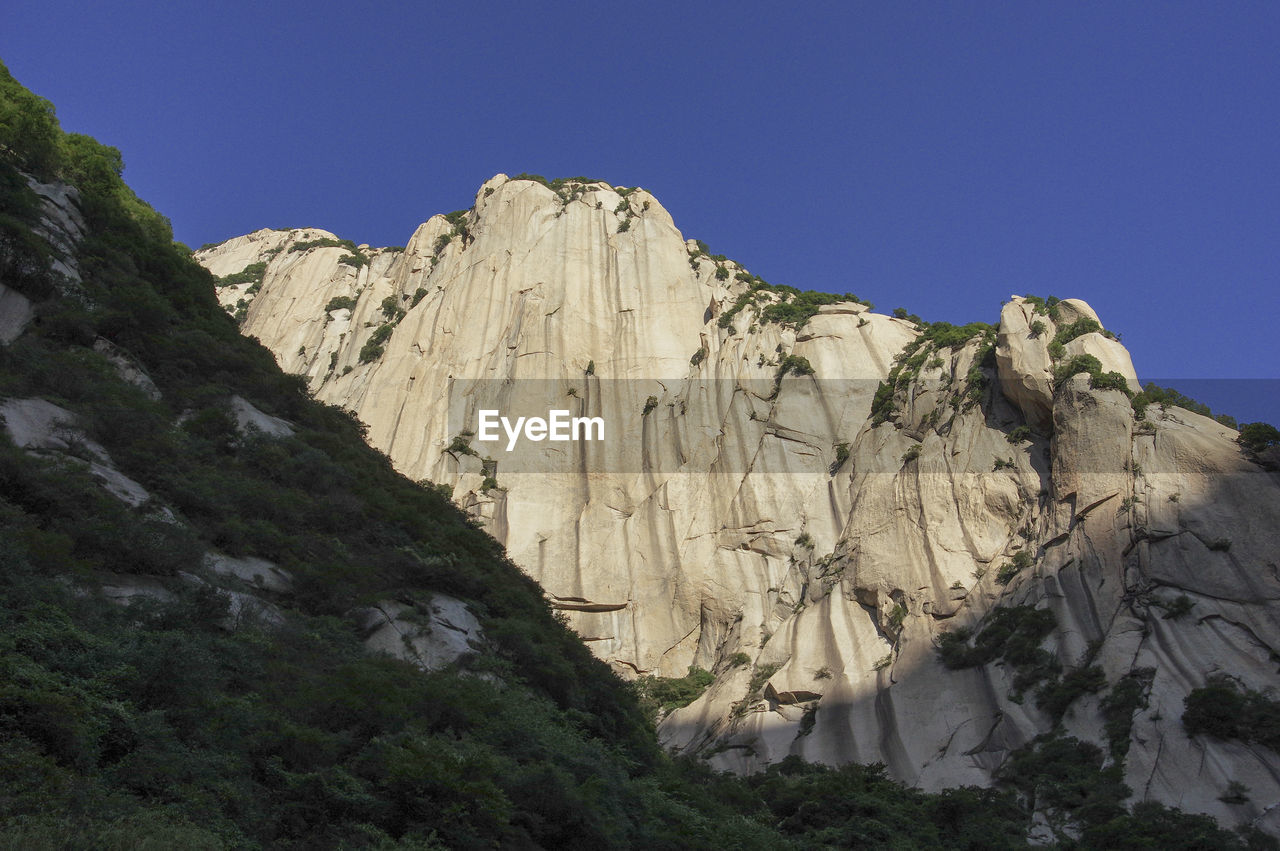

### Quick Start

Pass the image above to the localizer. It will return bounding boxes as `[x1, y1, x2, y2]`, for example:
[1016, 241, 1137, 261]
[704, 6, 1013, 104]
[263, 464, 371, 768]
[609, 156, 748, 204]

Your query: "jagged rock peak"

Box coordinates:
[195, 181, 1280, 837]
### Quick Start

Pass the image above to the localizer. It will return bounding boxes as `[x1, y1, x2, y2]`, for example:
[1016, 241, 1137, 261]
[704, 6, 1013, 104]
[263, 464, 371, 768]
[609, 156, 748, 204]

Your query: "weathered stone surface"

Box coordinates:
[229, 395, 294, 438]
[1, 397, 154, 507]
[93, 338, 161, 400]
[97, 576, 177, 606]
[204, 552, 293, 594]
[1064, 332, 1139, 390]
[996, 298, 1055, 431]
[1, 397, 83, 451]
[0, 283, 34, 344]
[355, 595, 484, 671]
[27, 176, 85, 284]
[0, 178, 88, 344]
[94, 570, 286, 632]
[198, 178, 1280, 834]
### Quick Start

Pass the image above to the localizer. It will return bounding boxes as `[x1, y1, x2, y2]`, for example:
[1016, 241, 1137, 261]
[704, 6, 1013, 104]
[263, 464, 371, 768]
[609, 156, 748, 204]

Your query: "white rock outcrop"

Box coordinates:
[0, 397, 153, 506]
[0, 176, 88, 346]
[26, 176, 86, 285]
[356, 595, 485, 671]
[229, 395, 294, 438]
[93, 338, 161, 400]
[203, 552, 293, 594]
[197, 176, 1280, 834]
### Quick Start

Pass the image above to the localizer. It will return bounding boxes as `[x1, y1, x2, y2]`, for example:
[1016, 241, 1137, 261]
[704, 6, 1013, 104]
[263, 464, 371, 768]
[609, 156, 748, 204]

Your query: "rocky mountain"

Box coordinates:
[4, 48, 1276, 840]
[197, 174, 1280, 836]
[1, 67, 800, 848]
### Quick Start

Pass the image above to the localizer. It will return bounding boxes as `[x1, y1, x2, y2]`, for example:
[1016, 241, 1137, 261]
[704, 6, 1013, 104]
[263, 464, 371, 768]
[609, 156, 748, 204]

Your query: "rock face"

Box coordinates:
[0, 177, 87, 344]
[355, 595, 485, 672]
[26, 176, 86, 285]
[0, 283, 34, 344]
[1, 397, 153, 507]
[197, 175, 1280, 833]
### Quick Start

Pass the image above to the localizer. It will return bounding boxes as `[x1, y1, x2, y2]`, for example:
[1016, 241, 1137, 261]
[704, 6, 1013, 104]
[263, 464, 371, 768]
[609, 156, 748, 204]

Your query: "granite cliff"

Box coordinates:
[198, 174, 1280, 834]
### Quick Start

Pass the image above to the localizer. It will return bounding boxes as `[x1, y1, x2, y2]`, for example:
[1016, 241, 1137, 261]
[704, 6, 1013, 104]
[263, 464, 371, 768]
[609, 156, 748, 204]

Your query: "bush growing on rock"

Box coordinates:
[217, 261, 266, 287]
[1239, 422, 1280, 454]
[633, 666, 715, 719]
[1022, 294, 1062, 322]
[1183, 676, 1280, 752]
[1007, 425, 1031, 443]
[1053, 354, 1102, 387]
[1052, 316, 1103, 346]
[1089, 370, 1132, 394]
[289, 236, 357, 253]
[1036, 665, 1106, 721]
[775, 354, 815, 380]
[996, 550, 1033, 583]
[830, 441, 850, 474]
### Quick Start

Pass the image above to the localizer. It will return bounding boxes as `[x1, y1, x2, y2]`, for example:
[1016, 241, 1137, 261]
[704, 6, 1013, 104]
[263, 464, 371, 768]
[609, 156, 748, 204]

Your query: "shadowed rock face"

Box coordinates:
[197, 175, 1280, 833]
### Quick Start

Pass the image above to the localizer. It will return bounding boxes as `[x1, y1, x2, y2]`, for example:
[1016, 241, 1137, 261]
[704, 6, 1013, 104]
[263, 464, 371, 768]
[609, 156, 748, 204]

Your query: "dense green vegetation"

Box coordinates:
[429, 209, 471, 255]
[1239, 422, 1280, 454]
[937, 605, 1107, 723]
[829, 441, 850, 475]
[989, 735, 1255, 847]
[937, 605, 1060, 695]
[634, 667, 715, 720]
[995, 550, 1033, 584]
[289, 237, 358, 254]
[1131, 382, 1232, 424]
[380, 294, 404, 322]
[1101, 668, 1154, 758]
[1051, 316, 1105, 346]
[869, 320, 997, 426]
[1183, 677, 1280, 752]
[1021, 294, 1062, 321]
[217, 261, 266, 288]
[746, 758, 1028, 849]
[1052, 353, 1133, 396]
[0, 63, 1265, 848]
[714, 272, 872, 333]
[775, 353, 815, 380]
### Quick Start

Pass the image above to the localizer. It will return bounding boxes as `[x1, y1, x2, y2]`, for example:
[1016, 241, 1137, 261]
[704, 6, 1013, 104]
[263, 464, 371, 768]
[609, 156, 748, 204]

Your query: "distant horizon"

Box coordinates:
[3, 2, 1277, 425]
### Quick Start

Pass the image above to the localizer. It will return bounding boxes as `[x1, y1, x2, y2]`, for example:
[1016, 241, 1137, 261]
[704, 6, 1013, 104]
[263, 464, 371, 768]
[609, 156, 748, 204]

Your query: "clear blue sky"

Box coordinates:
[4, 2, 1278, 423]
